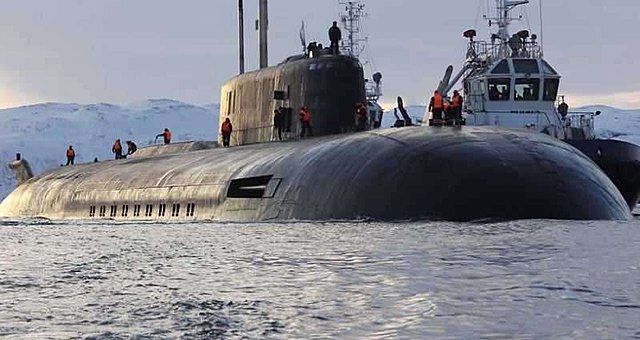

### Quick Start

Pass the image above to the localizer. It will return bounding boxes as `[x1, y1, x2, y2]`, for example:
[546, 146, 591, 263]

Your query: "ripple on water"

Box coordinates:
[0, 219, 638, 338]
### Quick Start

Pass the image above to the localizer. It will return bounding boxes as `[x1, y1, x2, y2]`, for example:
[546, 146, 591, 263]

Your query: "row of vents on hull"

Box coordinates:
[82, 175, 281, 218]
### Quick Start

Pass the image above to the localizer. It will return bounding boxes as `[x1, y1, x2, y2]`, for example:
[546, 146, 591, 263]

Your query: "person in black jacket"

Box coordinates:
[328, 21, 341, 54]
[126, 141, 138, 156]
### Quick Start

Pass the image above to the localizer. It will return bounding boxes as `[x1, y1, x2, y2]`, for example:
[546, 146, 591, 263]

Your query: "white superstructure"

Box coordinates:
[426, 0, 597, 140]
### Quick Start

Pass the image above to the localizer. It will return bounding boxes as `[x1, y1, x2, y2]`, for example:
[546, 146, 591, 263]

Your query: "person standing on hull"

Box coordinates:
[429, 90, 444, 122]
[451, 90, 463, 120]
[156, 128, 171, 144]
[221, 117, 233, 147]
[355, 102, 368, 131]
[273, 109, 284, 141]
[112, 139, 123, 160]
[299, 107, 313, 138]
[328, 21, 341, 54]
[126, 140, 137, 156]
[65, 145, 75, 166]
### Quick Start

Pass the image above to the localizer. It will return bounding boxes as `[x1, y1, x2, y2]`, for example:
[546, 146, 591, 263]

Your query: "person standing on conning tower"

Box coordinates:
[329, 21, 341, 54]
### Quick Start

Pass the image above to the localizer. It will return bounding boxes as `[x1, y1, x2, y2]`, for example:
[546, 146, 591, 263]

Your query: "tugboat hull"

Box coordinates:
[566, 139, 640, 210]
[0, 127, 631, 222]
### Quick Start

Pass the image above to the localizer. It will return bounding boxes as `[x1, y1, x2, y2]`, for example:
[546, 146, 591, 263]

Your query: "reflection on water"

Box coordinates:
[0, 219, 639, 339]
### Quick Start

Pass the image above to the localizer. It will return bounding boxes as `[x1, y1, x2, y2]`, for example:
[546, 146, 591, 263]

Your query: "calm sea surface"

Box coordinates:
[1, 217, 639, 339]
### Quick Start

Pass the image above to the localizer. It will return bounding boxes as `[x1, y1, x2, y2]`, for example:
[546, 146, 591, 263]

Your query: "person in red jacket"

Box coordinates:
[221, 118, 233, 147]
[299, 107, 313, 138]
[112, 139, 123, 160]
[66, 145, 75, 166]
[156, 128, 172, 144]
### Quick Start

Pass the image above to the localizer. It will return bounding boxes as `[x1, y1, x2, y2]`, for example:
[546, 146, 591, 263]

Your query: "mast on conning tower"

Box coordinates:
[339, 0, 367, 57]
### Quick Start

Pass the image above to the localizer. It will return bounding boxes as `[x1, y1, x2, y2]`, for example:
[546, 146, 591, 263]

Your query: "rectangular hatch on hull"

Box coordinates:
[227, 175, 281, 198]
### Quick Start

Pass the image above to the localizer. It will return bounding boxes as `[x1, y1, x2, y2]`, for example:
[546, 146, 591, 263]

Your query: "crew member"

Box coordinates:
[299, 106, 313, 138]
[451, 90, 463, 120]
[273, 109, 284, 141]
[66, 145, 75, 166]
[221, 117, 233, 147]
[112, 139, 123, 159]
[156, 128, 172, 144]
[126, 140, 138, 155]
[355, 102, 367, 131]
[328, 21, 342, 54]
[429, 90, 444, 121]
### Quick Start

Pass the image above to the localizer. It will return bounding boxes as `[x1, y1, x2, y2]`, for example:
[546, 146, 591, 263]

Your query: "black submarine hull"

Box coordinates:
[566, 139, 640, 209]
[0, 127, 632, 221]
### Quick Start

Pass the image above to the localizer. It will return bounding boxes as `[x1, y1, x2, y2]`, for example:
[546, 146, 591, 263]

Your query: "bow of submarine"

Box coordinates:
[269, 127, 631, 221]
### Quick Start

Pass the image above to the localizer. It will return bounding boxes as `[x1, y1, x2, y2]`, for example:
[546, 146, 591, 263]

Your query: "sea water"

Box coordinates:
[1, 218, 639, 339]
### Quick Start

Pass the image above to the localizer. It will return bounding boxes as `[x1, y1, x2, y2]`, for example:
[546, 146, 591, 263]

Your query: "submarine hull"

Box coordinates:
[566, 139, 640, 209]
[0, 127, 632, 222]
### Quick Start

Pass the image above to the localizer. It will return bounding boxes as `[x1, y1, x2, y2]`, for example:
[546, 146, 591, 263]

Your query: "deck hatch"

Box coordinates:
[227, 175, 279, 198]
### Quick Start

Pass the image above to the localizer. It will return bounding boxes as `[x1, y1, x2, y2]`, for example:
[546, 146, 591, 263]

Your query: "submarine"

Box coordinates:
[424, 0, 640, 210]
[0, 0, 633, 222]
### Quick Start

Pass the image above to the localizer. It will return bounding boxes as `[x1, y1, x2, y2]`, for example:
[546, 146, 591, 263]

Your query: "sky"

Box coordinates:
[0, 0, 638, 110]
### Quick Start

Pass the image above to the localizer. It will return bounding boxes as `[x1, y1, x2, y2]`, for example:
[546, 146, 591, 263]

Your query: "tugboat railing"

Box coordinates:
[467, 41, 542, 64]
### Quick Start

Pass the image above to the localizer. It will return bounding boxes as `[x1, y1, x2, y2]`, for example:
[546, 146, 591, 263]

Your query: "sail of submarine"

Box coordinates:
[0, 0, 632, 222]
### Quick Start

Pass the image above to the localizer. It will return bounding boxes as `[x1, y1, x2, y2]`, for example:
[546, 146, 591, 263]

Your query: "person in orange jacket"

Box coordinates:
[66, 145, 75, 166]
[429, 90, 444, 120]
[221, 118, 233, 147]
[451, 90, 463, 119]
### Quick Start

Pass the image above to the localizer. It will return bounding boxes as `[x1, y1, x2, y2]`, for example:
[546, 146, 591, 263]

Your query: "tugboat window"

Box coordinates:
[491, 60, 510, 74]
[514, 78, 540, 101]
[513, 59, 539, 74]
[488, 78, 511, 101]
[543, 79, 560, 101]
[541, 60, 558, 75]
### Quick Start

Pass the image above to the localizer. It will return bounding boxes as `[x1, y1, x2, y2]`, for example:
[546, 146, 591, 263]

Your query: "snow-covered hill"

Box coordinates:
[0, 99, 219, 199]
[578, 106, 640, 146]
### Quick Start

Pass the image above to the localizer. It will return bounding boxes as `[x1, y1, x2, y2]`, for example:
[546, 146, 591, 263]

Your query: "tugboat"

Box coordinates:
[0, 0, 632, 222]
[426, 0, 640, 209]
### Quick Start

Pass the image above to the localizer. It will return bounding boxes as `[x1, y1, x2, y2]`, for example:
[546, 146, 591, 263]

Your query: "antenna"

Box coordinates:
[339, 0, 367, 57]
[299, 21, 306, 54]
[238, 0, 245, 74]
[539, 0, 544, 56]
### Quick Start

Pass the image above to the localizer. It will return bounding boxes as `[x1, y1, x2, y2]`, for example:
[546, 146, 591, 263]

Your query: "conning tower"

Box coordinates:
[220, 51, 366, 146]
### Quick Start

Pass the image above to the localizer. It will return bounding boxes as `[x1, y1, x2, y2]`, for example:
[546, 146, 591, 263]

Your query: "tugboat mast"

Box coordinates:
[484, 0, 529, 57]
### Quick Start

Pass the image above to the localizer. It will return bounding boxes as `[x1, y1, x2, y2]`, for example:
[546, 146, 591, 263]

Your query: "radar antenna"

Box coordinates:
[339, 0, 367, 57]
[484, 0, 530, 57]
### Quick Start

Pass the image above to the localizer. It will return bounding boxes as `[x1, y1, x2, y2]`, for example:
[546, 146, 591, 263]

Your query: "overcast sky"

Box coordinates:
[0, 0, 638, 109]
